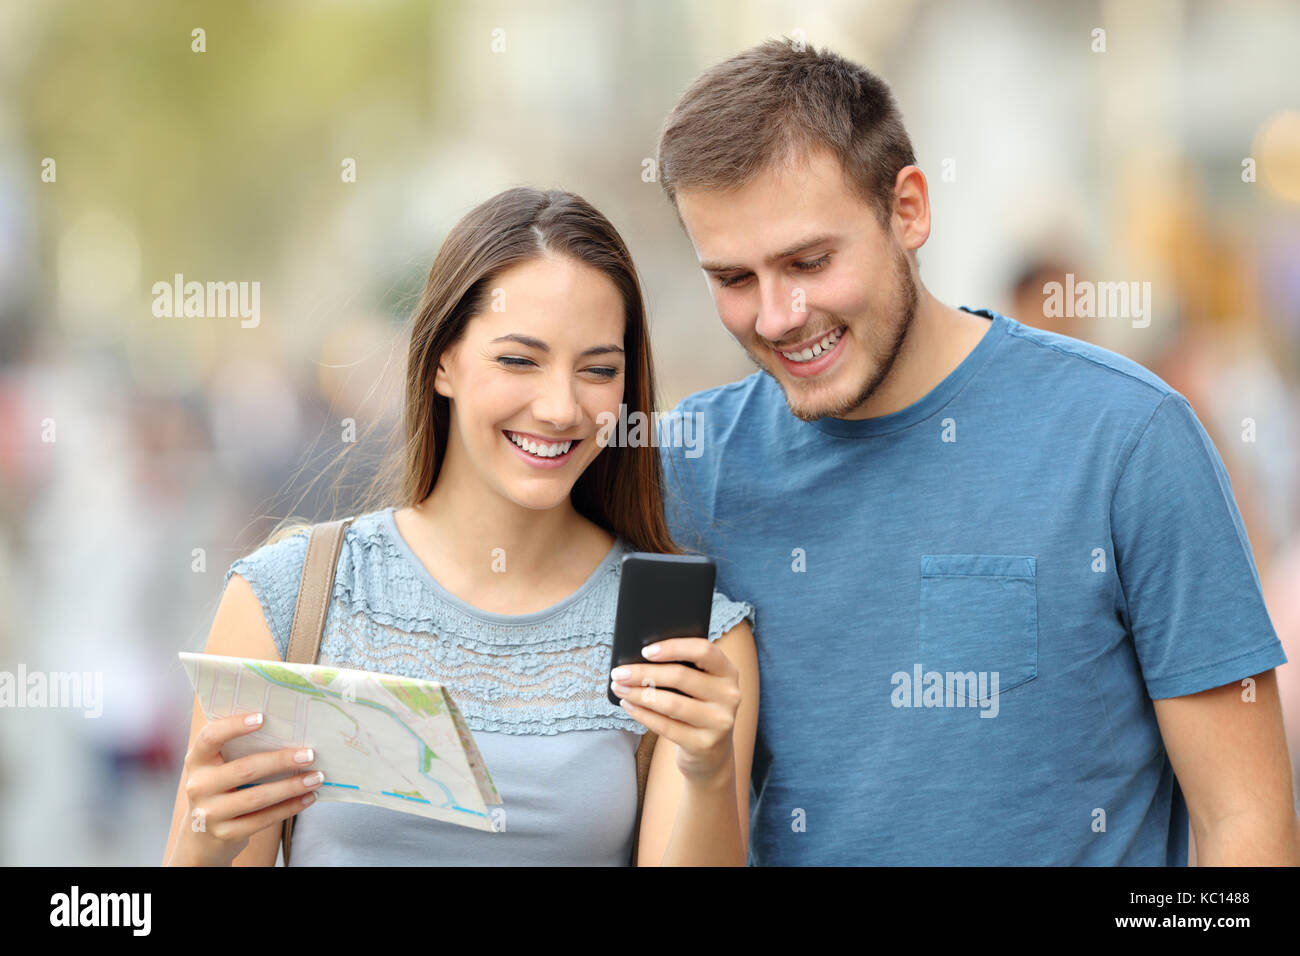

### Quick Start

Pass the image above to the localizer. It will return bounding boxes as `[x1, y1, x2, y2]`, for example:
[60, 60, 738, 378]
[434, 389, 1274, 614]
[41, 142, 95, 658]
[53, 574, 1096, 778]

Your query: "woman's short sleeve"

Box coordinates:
[707, 589, 755, 644]
[223, 532, 310, 660]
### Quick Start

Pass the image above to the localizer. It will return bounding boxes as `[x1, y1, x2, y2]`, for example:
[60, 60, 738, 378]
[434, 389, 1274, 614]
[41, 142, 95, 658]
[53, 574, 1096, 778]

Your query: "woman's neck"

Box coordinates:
[396, 452, 613, 601]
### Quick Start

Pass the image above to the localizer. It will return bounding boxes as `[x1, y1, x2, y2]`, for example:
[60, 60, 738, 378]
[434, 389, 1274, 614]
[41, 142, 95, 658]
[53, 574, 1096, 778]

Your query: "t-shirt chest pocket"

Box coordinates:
[917, 554, 1039, 702]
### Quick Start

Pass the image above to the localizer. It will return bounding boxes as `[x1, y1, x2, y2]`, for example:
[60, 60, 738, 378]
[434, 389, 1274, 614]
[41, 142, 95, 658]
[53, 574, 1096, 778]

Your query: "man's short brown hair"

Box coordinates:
[656, 37, 916, 230]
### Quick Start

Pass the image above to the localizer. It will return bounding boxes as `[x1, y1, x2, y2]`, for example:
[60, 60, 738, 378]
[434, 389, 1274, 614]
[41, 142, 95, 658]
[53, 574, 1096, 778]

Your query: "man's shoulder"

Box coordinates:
[997, 313, 1176, 407]
[662, 372, 781, 464]
[670, 371, 771, 416]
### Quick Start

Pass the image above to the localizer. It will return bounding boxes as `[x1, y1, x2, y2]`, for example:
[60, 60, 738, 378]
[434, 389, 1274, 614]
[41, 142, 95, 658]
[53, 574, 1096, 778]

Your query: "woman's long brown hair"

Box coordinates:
[265, 186, 681, 556]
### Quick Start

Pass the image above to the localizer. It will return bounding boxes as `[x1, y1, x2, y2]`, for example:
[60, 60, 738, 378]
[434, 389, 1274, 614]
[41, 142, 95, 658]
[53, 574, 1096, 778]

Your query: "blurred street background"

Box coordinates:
[0, 0, 1297, 864]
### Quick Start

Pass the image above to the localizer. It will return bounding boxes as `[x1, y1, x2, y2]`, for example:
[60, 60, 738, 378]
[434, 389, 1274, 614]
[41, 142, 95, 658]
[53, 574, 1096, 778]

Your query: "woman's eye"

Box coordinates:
[499, 356, 618, 379]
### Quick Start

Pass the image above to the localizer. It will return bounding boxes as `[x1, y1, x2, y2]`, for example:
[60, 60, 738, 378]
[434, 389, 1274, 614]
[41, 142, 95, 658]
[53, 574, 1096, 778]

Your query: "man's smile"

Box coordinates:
[771, 324, 847, 378]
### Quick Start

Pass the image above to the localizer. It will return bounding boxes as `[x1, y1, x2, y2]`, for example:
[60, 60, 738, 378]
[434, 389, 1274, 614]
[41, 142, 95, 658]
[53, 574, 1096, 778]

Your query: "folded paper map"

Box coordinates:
[179, 652, 502, 831]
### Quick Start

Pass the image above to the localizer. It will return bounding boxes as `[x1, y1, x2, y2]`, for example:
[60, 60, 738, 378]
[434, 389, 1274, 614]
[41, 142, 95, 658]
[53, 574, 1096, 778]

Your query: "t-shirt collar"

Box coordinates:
[797, 306, 1010, 439]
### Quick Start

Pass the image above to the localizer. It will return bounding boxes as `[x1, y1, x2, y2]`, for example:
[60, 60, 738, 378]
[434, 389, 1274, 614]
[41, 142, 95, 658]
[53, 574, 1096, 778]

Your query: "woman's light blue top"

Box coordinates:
[224, 506, 755, 866]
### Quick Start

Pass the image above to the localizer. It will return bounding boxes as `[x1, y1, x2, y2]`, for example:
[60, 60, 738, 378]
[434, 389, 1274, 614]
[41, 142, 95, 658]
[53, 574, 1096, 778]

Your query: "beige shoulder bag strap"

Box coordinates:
[279, 517, 352, 866]
[631, 730, 658, 865]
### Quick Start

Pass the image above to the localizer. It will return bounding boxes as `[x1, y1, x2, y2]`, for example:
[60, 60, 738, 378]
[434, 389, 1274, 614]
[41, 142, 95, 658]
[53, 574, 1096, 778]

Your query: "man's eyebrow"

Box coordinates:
[489, 333, 624, 357]
[699, 233, 840, 273]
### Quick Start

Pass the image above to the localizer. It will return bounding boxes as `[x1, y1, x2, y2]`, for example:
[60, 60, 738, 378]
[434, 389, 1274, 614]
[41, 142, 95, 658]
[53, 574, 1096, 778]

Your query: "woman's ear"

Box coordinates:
[433, 346, 456, 399]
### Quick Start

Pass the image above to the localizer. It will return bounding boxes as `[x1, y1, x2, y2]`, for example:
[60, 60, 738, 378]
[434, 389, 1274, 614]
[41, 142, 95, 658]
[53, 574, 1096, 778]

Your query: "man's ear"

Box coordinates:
[891, 164, 931, 254]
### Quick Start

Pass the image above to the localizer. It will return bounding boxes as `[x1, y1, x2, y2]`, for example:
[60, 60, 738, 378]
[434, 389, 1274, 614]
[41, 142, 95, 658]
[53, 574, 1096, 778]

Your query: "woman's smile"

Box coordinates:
[502, 428, 582, 468]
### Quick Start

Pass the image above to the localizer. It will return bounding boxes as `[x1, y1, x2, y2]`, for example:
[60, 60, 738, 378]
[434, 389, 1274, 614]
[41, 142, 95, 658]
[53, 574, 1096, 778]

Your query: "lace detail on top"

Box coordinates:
[225, 507, 756, 736]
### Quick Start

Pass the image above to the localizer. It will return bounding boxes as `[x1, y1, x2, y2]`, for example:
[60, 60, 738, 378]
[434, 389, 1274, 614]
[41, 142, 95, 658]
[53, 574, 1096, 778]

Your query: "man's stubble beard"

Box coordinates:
[746, 242, 919, 422]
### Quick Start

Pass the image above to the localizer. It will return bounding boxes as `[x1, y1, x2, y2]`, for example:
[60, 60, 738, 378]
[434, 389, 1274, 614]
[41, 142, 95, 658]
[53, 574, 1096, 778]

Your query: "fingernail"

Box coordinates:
[303, 771, 324, 788]
[301, 793, 317, 806]
[642, 644, 661, 658]
[244, 713, 263, 726]
[294, 748, 314, 764]
[610, 667, 630, 681]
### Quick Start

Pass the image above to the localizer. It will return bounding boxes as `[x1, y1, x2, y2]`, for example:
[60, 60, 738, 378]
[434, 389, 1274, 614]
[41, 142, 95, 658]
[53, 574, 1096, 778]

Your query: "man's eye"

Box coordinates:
[716, 255, 831, 289]
[794, 254, 831, 273]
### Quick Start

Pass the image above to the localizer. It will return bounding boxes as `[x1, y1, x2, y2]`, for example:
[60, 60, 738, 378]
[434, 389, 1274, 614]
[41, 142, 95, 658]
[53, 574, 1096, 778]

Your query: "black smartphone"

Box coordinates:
[607, 552, 716, 707]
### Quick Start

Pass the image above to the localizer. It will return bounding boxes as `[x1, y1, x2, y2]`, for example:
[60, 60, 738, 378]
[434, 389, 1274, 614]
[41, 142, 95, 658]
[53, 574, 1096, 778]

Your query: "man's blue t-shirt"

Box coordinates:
[658, 307, 1287, 865]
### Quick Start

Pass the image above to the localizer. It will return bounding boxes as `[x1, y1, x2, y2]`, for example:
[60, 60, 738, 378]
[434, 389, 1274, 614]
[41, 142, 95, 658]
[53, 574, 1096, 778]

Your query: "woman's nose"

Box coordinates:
[531, 372, 582, 429]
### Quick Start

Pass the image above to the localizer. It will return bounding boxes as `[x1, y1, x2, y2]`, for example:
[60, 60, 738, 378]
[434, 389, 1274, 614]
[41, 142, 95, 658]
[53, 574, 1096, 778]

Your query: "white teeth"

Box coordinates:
[782, 327, 842, 362]
[506, 431, 573, 458]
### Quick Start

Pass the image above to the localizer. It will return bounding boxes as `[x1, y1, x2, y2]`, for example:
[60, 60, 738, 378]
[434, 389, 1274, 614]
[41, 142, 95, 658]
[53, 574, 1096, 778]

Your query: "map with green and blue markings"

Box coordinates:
[179, 652, 502, 830]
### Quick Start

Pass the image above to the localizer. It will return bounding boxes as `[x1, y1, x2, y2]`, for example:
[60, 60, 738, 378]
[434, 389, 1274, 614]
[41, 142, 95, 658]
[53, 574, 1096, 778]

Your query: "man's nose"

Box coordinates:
[754, 275, 808, 346]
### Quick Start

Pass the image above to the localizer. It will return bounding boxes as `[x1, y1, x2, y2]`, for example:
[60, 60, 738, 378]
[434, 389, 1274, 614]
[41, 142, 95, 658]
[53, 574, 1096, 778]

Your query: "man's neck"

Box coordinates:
[837, 292, 992, 421]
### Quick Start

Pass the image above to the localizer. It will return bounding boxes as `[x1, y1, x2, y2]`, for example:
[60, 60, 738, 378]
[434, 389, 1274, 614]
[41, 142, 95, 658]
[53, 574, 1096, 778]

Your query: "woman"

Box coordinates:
[161, 187, 759, 866]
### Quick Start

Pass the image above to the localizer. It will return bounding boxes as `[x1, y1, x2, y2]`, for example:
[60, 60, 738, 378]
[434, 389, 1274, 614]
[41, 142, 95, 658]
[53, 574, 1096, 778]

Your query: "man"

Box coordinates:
[653, 38, 1299, 865]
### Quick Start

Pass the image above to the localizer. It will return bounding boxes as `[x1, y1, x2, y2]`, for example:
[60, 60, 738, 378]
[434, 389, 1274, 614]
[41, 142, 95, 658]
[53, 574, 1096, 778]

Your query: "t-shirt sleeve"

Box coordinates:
[1110, 393, 1286, 698]
[708, 588, 755, 644]
[223, 531, 311, 660]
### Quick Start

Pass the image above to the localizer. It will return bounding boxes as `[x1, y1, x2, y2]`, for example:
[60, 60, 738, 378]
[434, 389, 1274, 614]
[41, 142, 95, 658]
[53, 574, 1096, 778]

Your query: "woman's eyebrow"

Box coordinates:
[490, 333, 624, 357]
